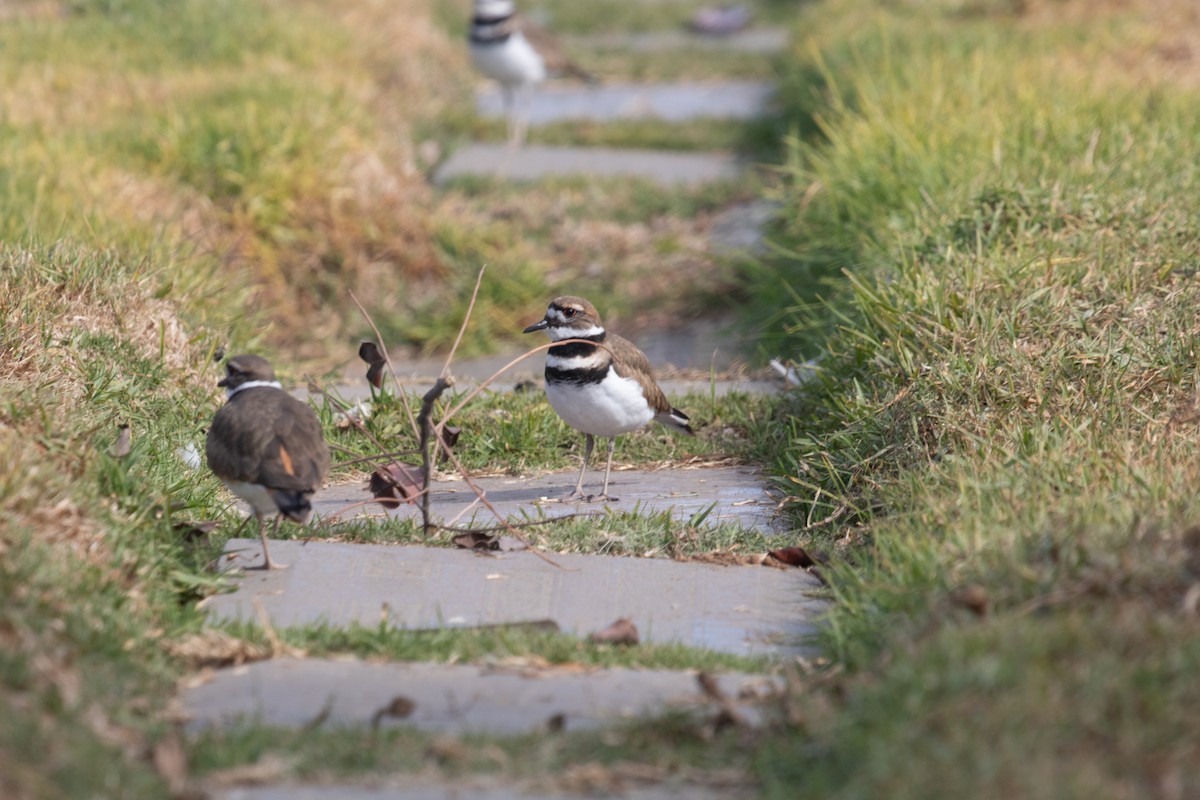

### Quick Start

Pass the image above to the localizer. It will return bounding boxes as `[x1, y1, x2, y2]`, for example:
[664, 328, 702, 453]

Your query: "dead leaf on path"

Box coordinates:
[452, 532, 528, 552]
[358, 341, 387, 388]
[685, 551, 776, 568]
[453, 531, 496, 550]
[369, 462, 425, 506]
[588, 617, 639, 645]
[767, 545, 826, 568]
[371, 695, 416, 730]
[546, 712, 566, 732]
[166, 629, 293, 668]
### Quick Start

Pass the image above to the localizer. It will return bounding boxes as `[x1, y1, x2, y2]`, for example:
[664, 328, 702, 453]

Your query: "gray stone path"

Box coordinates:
[311, 465, 783, 531]
[475, 81, 773, 125]
[434, 143, 741, 186]
[185, 658, 780, 735]
[204, 540, 822, 657]
[573, 28, 788, 54]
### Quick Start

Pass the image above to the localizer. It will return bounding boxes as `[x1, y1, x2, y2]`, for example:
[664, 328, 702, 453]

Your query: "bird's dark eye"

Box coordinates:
[563, 308, 576, 318]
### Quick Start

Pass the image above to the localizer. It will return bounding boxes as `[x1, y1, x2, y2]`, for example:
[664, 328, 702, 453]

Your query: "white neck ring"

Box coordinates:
[227, 380, 282, 400]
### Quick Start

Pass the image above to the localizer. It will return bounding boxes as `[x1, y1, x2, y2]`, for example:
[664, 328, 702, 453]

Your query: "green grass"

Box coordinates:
[189, 711, 757, 786]
[217, 620, 771, 673]
[747, 0, 1200, 795]
[435, 0, 799, 37]
[319, 387, 781, 475]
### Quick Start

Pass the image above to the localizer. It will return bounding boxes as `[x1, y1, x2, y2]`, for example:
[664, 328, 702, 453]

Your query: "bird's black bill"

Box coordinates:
[523, 319, 549, 334]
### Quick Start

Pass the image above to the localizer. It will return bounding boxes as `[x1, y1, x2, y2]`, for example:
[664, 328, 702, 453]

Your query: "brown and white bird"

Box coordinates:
[523, 296, 693, 502]
[468, 0, 595, 146]
[206, 354, 330, 570]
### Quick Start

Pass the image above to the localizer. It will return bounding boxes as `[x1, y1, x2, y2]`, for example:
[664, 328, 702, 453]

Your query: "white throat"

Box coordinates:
[226, 380, 282, 400]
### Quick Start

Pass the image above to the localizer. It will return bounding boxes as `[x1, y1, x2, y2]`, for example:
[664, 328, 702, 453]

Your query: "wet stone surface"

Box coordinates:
[184, 658, 780, 735]
[434, 143, 742, 186]
[203, 539, 823, 658]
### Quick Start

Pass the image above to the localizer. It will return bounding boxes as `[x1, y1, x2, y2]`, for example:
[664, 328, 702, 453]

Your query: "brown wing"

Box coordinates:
[207, 392, 330, 492]
[608, 334, 673, 416]
[519, 16, 598, 83]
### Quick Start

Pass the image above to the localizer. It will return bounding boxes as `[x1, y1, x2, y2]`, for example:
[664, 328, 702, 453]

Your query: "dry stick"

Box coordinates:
[417, 377, 453, 537]
[440, 264, 487, 380]
[347, 289, 420, 441]
[434, 512, 596, 535]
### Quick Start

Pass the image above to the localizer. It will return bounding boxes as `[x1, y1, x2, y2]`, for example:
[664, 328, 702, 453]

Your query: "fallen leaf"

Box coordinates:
[453, 531, 499, 550]
[950, 585, 990, 618]
[369, 462, 425, 506]
[452, 532, 528, 552]
[546, 712, 566, 733]
[767, 545, 824, 568]
[371, 695, 416, 729]
[436, 425, 462, 465]
[588, 617, 639, 646]
[358, 341, 387, 389]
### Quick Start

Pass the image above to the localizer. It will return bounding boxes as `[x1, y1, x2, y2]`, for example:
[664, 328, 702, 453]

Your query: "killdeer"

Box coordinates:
[468, 0, 595, 146]
[523, 296, 693, 502]
[206, 354, 330, 570]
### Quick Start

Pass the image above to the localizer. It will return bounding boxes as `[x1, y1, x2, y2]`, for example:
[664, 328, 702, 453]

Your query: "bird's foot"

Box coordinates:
[586, 493, 618, 504]
[246, 558, 288, 571]
[560, 489, 587, 502]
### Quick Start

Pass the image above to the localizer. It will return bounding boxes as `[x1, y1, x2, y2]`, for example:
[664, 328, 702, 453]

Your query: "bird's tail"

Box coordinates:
[270, 490, 315, 524]
[655, 407, 695, 435]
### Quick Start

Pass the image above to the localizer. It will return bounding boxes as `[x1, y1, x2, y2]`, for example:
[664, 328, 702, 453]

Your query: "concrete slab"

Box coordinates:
[309, 465, 784, 532]
[433, 144, 741, 187]
[203, 541, 823, 657]
[708, 199, 780, 258]
[573, 28, 789, 54]
[184, 658, 780, 735]
[475, 81, 774, 125]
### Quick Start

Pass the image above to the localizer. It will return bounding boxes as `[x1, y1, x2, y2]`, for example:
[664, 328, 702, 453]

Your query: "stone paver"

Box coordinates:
[310, 465, 783, 532]
[184, 658, 779, 735]
[434, 144, 741, 186]
[475, 81, 773, 125]
[204, 540, 822, 658]
[573, 28, 789, 54]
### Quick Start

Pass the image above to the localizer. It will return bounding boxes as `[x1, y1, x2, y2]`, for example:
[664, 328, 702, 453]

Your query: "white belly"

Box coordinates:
[470, 33, 546, 86]
[223, 480, 280, 517]
[545, 370, 654, 438]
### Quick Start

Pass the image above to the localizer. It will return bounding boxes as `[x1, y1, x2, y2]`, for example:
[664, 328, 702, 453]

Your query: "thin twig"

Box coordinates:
[433, 512, 598, 535]
[441, 265, 486, 380]
[348, 289, 420, 440]
[436, 338, 613, 434]
[429, 429, 565, 569]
